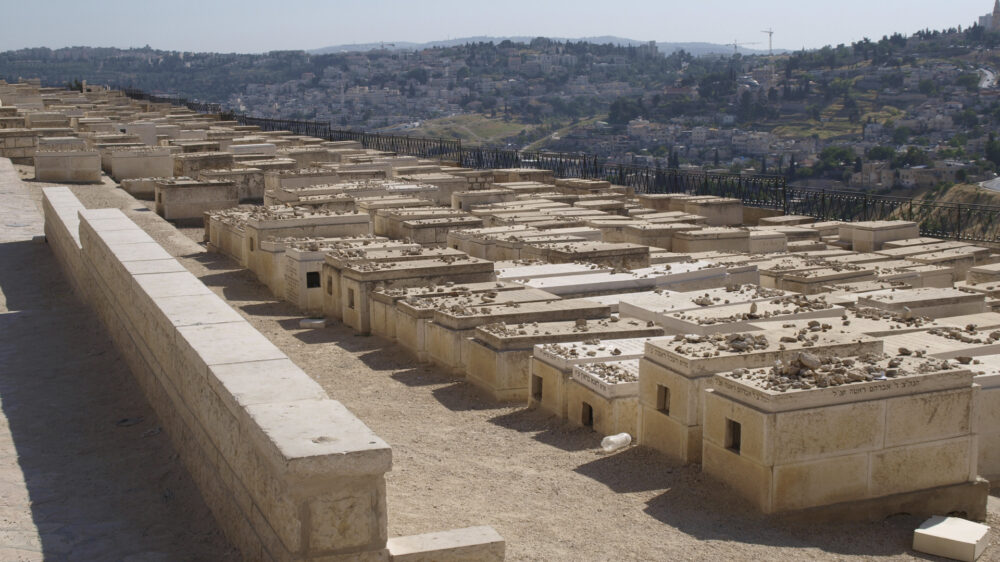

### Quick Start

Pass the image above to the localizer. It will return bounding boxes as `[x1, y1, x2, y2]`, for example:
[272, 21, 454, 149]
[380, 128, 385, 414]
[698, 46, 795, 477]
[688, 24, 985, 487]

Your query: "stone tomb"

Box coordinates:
[154, 178, 237, 222]
[530, 337, 652, 418]
[856, 287, 986, 319]
[778, 267, 877, 295]
[466, 318, 664, 401]
[333, 256, 496, 335]
[840, 220, 920, 252]
[879, 327, 1000, 360]
[672, 227, 751, 254]
[452, 189, 517, 211]
[908, 247, 991, 278]
[283, 243, 441, 316]
[748, 230, 788, 254]
[590, 219, 647, 244]
[172, 151, 235, 177]
[502, 234, 596, 261]
[109, 147, 174, 181]
[637, 329, 882, 464]
[198, 168, 265, 202]
[521, 263, 730, 298]
[319, 246, 468, 321]
[759, 215, 816, 227]
[367, 281, 522, 341]
[652, 295, 842, 336]
[374, 208, 466, 239]
[967, 262, 1000, 285]
[683, 198, 744, 227]
[242, 210, 373, 275]
[397, 216, 486, 246]
[425, 298, 609, 375]
[356, 195, 435, 218]
[251, 236, 401, 299]
[566, 360, 641, 436]
[496, 262, 607, 283]
[447, 225, 538, 258]
[882, 236, 945, 249]
[965, 354, 1000, 481]
[393, 287, 559, 359]
[622, 223, 702, 251]
[875, 240, 975, 260]
[33, 147, 101, 183]
[522, 241, 650, 269]
[703, 357, 986, 518]
[616, 285, 787, 323]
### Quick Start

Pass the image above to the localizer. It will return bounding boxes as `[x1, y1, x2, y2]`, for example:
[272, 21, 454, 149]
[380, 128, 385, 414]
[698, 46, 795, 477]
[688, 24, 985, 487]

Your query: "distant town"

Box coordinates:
[7, 8, 1000, 195]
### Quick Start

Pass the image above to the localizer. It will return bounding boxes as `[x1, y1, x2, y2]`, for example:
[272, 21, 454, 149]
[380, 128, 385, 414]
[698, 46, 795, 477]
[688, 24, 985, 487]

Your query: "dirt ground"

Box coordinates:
[16, 165, 1000, 561]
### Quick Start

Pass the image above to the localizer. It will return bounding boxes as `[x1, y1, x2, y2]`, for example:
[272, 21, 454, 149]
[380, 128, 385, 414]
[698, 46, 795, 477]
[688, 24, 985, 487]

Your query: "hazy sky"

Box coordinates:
[2, 0, 995, 53]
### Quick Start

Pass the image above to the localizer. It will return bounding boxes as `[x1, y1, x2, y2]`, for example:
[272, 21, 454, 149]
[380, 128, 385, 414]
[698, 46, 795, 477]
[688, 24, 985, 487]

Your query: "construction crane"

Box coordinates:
[730, 39, 760, 55]
[761, 28, 775, 55]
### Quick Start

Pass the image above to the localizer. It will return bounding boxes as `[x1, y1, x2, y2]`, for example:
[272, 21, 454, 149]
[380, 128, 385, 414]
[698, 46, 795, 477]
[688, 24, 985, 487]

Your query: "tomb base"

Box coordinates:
[771, 478, 989, 524]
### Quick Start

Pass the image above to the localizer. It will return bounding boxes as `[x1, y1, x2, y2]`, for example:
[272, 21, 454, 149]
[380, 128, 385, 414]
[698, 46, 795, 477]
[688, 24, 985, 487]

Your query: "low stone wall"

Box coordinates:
[40, 185, 503, 561]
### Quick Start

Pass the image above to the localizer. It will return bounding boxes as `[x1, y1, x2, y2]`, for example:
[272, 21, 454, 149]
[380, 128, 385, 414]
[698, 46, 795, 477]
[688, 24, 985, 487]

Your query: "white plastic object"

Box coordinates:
[299, 318, 326, 329]
[600, 432, 632, 453]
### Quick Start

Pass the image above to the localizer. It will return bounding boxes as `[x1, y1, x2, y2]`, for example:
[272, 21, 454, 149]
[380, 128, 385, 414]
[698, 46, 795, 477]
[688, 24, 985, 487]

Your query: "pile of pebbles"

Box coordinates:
[580, 362, 638, 384]
[671, 332, 770, 356]
[928, 326, 1000, 345]
[727, 351, 956, 392]
[689, 285, 785, 307]
[540, 341, 623, 359]
[672, 294, 833, 325]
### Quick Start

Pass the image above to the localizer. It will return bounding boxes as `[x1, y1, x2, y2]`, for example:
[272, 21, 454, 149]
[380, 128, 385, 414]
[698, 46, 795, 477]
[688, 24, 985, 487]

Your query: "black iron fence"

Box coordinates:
[120, 87, 224, 114]
[119, 87, 1000, 243]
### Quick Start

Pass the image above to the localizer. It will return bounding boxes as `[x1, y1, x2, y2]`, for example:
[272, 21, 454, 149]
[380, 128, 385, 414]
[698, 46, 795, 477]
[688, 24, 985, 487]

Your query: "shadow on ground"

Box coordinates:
[0, 239, 236, 560]
[489, 408, 600, 452]
[638, 459, 922, 556]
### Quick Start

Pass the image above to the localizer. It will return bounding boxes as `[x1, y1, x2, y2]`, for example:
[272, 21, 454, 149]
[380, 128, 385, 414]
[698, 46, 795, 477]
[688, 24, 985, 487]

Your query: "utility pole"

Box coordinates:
[761, 28, 775, 56]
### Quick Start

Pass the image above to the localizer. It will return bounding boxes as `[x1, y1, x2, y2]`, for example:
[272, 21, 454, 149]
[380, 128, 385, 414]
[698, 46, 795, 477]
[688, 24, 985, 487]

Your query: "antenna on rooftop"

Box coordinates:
[762, 28, 775, 55]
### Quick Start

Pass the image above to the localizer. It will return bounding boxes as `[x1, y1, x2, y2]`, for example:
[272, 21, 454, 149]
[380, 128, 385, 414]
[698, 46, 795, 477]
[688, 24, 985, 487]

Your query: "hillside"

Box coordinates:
[381, 114, 538, 146]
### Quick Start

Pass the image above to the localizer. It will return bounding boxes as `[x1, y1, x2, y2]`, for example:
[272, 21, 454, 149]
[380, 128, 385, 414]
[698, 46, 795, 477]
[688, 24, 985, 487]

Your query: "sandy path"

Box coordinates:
[0, 167, 237, 561]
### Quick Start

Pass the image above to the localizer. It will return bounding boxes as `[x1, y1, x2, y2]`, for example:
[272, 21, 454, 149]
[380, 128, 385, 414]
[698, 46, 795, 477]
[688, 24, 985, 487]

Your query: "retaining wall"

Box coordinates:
[40, 185, 503, 561]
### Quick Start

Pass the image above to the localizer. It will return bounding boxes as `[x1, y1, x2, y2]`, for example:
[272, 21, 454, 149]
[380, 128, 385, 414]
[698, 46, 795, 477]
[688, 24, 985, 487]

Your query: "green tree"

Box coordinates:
[986, 134, 1000, 167]
[956, 72, 980, 92]
[892, 126, 913, 145]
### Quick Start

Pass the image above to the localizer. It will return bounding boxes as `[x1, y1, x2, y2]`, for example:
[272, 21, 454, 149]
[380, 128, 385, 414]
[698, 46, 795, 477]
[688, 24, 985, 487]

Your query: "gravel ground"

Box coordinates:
[19, 166, 1000, 561]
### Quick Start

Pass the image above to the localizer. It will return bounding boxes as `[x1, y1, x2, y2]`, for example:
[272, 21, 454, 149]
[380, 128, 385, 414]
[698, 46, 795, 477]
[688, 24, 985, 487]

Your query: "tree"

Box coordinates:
[892, 126, 913, 145]
[986, 134, 1000, 167]
[956, 73, 980, 92]
[868, 145, 896, 161]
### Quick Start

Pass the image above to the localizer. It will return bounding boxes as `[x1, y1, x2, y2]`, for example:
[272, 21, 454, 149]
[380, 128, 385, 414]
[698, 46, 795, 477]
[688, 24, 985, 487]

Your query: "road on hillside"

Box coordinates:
[980, 67, 997, 90]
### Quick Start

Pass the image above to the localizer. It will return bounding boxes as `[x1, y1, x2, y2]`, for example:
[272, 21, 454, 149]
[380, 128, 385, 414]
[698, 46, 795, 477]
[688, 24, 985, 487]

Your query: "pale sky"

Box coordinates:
[1, 0, 993, 53]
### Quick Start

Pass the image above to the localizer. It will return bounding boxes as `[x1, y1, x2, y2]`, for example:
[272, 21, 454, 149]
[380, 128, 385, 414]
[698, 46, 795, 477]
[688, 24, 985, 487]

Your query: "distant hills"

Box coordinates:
[309, 36, 784, 57]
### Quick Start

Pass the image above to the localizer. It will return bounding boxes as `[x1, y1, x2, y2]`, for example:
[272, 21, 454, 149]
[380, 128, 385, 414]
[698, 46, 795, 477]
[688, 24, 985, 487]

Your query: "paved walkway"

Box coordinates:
[0, 161, 235, 561]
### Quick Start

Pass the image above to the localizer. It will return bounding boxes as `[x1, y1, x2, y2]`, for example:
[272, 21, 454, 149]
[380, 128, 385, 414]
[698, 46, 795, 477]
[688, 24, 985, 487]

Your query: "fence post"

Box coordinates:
[956, 205, 962, 240]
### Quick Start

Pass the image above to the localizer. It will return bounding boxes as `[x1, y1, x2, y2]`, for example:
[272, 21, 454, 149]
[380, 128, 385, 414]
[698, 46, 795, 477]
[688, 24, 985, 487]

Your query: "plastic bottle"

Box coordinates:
[600, 432, 632, 453]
